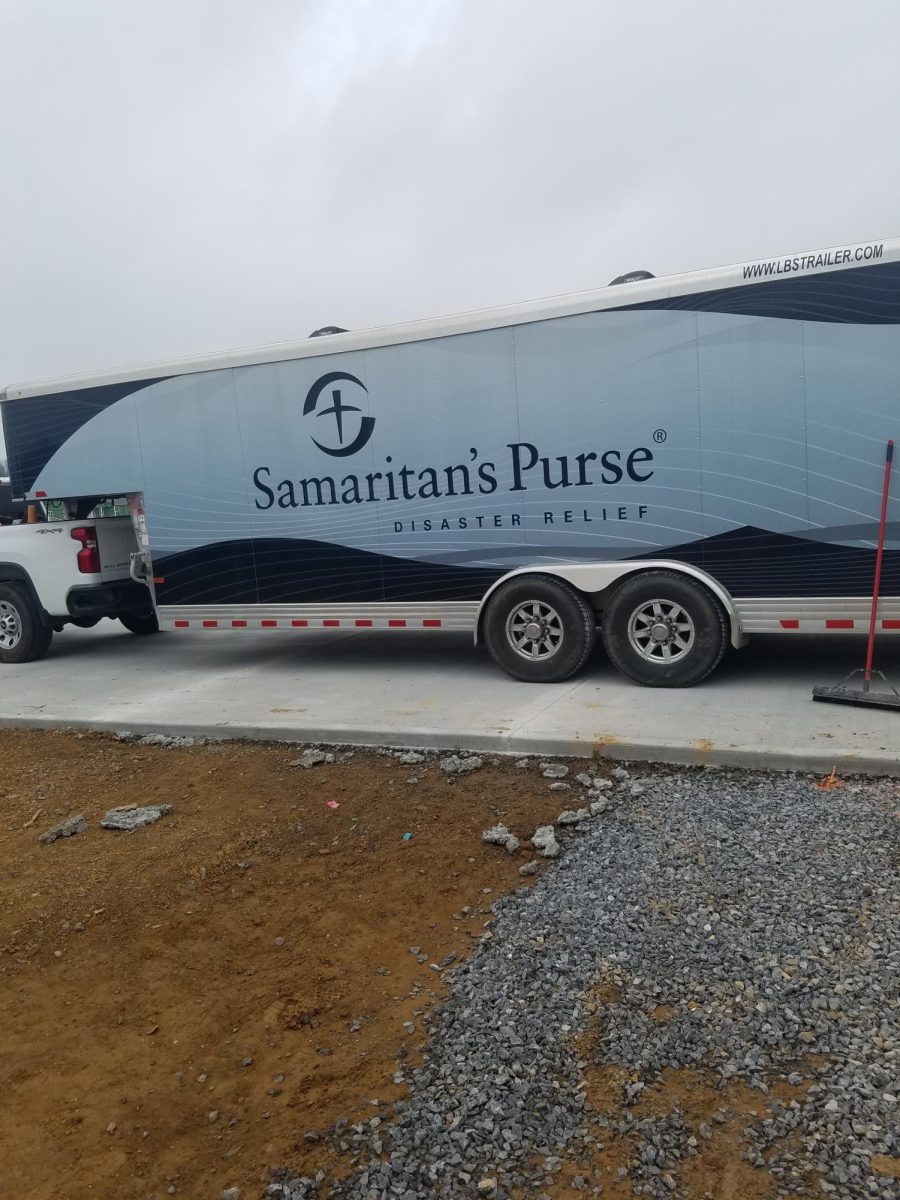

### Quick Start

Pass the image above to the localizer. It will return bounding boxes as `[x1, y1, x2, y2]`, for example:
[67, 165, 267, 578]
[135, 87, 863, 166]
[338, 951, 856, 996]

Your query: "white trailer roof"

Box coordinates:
[4, 235, 898, 400]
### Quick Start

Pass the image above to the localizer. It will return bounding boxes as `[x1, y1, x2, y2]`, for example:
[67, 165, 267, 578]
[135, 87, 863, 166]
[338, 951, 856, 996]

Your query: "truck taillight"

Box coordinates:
[71, 526, 101, 574]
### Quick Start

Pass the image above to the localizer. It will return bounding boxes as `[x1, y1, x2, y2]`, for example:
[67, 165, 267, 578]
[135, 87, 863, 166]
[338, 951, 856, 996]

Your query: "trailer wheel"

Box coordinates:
[119, 612, 160, 636]
[0, 583, 53, 664]
[601, 571, 727, 687]
[483, 575, 596, 682]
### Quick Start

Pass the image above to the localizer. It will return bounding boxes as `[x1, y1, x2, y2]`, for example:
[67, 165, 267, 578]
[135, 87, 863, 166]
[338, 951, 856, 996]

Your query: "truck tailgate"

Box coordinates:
[96, 518, 137, 581]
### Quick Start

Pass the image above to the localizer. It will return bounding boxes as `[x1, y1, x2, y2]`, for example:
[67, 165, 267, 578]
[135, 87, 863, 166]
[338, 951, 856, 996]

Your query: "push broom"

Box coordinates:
[812, 438, 900, 710]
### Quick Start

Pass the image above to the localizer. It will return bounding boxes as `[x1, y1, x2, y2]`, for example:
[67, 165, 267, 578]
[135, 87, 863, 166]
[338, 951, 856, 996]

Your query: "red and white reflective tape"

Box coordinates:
[778, 618, 900, 631]
[171, 617, 444, 630]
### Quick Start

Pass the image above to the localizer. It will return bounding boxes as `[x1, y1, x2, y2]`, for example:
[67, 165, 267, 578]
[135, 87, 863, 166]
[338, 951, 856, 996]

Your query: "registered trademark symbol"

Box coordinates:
[653, 428, 667, 443]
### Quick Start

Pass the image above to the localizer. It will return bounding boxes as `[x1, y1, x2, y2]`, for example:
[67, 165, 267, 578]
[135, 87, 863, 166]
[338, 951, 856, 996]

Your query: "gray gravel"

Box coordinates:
[268, 765, 899, 1200]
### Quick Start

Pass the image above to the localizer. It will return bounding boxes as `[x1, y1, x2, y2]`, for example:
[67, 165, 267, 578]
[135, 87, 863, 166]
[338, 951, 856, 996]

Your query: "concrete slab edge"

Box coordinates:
[1, 714, 898, 777]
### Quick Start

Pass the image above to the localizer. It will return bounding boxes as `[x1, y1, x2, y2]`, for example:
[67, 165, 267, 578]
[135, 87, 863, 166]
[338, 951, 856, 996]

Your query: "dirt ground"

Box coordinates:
[0, 731, 833, 1200]
[0, 731, 566, 1200]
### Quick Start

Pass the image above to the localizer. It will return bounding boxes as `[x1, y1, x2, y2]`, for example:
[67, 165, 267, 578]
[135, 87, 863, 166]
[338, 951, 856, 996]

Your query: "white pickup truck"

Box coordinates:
[0, 509, 157, 663]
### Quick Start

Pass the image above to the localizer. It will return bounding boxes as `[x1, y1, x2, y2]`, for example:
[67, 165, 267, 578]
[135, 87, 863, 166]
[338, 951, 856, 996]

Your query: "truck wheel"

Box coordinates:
[601, 571, 727, 687]
[0, 583, 54, 664]
[483, 575, 596, 683]
[119, 612, 160, 636]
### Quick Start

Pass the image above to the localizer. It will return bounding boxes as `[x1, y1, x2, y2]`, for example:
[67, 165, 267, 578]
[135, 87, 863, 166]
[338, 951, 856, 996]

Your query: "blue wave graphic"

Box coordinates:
[621, 261, 900, 324]
[152, 528, 900, 605]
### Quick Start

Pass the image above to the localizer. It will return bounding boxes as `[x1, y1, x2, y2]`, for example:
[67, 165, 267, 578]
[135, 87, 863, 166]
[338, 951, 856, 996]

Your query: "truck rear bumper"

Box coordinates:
[66, 581, 152, 620]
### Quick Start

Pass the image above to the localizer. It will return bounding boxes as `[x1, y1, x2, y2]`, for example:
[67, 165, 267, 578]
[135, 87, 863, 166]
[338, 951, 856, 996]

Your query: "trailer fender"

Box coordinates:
[474, 561, 747, 650]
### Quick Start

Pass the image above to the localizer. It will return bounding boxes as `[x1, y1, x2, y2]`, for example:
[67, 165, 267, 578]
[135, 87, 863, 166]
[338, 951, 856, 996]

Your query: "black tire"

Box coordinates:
[0, 582, 54, 664]
[119, 612, 160, 636]
[483, 574, 596, 683]
[69, 617, 100, 629]
[601, 570, 728, 687]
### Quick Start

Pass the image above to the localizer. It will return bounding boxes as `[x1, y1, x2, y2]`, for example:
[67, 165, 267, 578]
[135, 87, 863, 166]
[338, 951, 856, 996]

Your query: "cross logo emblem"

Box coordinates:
[303, 372, 375, 457]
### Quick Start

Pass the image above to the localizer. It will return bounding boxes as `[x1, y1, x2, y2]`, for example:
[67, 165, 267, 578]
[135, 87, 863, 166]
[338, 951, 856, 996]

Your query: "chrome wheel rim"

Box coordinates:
[506, 600, 564, 662]
[0, 601, 23, 651]
[627, 598, 695, 663]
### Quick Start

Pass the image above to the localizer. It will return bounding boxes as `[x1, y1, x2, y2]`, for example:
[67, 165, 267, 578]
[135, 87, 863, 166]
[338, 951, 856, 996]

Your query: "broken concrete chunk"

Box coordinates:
[532, 825, 560, 858]
[482, 823, 512, 844]
[518, 861, 539, 877]
[482, 824, 520, 854]
[289, 749, 334, 768]
[540, 763, 569, 779]
[101, 805, 172, 831]
[395, 750, 425, 765]
[440, 754, 483, 775]
[39, 814, 88, 844]
[574, 772, 593, 787]
[557, 808, 591, 826]
[139, 733, 200, 748]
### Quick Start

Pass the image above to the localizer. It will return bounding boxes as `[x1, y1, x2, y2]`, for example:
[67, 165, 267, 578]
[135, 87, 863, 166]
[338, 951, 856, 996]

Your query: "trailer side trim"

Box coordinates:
[157, 602, 479, 632]
[736, 597, 900, 632]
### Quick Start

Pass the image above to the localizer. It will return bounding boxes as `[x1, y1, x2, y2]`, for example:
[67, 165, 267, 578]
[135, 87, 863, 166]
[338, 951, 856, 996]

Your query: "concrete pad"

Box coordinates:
[1, 622, 899, 774]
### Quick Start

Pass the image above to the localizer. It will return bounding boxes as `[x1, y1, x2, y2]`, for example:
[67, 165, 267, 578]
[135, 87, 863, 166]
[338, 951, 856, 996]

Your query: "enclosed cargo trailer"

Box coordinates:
[3, 236, 899, 684]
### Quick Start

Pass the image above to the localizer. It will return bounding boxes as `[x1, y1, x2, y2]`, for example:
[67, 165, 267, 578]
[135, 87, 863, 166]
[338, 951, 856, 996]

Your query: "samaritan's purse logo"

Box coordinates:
[249, 366, 657, 518]
[304, 371, 375, 457]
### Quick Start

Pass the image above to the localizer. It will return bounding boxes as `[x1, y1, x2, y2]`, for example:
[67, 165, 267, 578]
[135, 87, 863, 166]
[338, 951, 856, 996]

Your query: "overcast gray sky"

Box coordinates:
[2, 0, 900, 418]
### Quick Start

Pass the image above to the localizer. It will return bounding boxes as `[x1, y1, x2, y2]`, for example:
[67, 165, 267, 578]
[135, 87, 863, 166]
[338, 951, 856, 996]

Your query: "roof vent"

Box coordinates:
[309, 325, 348, 337]
[608, 270, 655, 286]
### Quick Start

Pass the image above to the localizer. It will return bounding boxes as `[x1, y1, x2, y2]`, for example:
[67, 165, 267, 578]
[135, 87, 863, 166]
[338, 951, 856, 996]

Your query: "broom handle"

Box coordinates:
[865, 439, 894, 683]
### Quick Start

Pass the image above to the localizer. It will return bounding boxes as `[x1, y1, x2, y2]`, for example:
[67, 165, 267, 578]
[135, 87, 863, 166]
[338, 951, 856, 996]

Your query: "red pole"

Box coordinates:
[864, 439, 894, 687]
